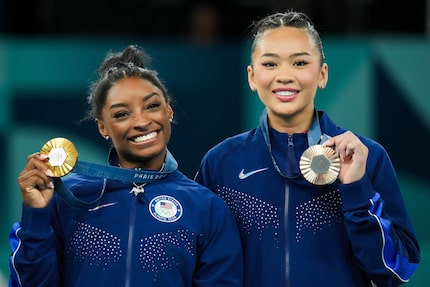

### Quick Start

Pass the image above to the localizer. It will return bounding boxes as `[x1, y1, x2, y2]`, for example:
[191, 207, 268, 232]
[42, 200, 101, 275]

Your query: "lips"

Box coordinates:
[274, 90, 296, 97]
[130, 131, 157, 143]
[274, 89, 298, 102]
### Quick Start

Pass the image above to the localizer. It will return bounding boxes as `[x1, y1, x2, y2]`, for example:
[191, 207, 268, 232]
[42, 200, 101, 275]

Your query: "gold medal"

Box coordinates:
[300, 145, 340, 185]
[40, 137, 78, 177]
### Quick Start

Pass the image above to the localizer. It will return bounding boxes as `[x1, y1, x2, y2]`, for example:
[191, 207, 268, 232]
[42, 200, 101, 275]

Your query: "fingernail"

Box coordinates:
[48, 182, 55, 189]
[39, 154, 49, 159]
[45, 169, 54, 177]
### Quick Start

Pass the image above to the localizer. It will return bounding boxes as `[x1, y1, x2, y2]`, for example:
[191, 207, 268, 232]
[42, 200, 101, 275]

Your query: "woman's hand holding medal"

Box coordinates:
[17, 137, 78, 208]
[322, 131, 369, 184]
[17, 152, 55, 209]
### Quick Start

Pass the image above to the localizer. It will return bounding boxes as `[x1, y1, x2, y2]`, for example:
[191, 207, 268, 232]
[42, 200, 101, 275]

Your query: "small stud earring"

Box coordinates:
[169, 117, 173, 122]
[104, 135, 109, 140]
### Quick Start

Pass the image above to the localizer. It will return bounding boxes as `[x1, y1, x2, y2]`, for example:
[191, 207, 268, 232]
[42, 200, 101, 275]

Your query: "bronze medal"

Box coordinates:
[300, 145, 340, 185]
[40, 137, 78, 177]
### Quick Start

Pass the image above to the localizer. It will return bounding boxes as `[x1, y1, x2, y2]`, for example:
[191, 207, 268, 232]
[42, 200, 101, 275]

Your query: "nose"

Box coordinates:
[276, 64, 294, 84]
[133, 111, 152, 130]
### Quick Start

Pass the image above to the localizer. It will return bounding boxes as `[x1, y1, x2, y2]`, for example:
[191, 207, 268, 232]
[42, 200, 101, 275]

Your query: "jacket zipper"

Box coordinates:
[125, 193, 139, 287]
[284, 183, 290, 286]
[285, 135, 294, 286]
[287, 135, 296, 178]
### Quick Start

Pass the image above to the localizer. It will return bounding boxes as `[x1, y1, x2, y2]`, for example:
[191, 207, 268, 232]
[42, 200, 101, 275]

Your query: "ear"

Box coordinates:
[247, 65, 256, 92]
[167, 104, 174, 121]
[95, 118, 108, 139]
[318, 63, 329, 89]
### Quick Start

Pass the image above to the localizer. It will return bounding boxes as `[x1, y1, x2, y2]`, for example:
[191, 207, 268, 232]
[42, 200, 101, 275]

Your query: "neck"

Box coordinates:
[268, 109, 315, 134]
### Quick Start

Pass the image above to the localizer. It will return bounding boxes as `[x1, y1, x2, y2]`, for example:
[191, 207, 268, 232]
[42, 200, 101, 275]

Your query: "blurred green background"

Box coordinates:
[0, 35, 428, 286]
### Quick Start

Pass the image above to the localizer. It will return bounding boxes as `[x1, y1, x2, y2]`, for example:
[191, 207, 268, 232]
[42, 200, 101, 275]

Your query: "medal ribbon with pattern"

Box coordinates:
[40, 137, 177, 209]
[260, 108, 340, 185]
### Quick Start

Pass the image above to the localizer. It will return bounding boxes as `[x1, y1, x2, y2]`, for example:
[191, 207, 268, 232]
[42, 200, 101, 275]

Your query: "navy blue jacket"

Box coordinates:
[195, 109, 420, 287]
[9, 152, 243, 287]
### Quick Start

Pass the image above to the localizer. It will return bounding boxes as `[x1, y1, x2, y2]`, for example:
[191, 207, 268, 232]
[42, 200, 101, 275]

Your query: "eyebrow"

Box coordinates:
[109, 92, 160, 110]
[261, 52, 311, 59]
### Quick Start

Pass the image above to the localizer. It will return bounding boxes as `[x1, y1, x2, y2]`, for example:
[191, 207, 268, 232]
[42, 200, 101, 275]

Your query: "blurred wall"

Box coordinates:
[0, 36, 429, 286]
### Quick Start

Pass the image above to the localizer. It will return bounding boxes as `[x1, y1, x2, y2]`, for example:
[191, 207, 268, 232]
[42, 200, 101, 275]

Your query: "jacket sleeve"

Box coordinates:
[194, 155, 213, 191]
[193, 195, 243, 287]
[9, 204, 59, 287]
[339, 142, 420, 286]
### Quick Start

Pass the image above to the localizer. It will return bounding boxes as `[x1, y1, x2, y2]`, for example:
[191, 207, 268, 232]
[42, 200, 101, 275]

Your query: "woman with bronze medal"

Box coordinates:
[194, 11, 420, 287]
[8, 45, 243, 286]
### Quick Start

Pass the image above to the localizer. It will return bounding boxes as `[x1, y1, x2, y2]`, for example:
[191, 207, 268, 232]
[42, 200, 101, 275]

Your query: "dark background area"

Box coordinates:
[0, 0, 427, 39]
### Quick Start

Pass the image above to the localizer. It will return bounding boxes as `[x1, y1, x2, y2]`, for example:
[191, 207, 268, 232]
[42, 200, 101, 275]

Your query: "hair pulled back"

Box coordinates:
[250, 10, 325, 66]
[86, 45, 170, 120]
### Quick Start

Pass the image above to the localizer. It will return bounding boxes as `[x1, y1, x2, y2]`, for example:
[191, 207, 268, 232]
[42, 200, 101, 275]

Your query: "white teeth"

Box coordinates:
[275, 91, 295, 96]
[133, 132, 157, 143]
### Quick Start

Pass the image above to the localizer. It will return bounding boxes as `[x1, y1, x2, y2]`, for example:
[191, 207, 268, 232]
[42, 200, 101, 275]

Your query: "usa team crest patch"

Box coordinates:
[149, 195, 183, 223]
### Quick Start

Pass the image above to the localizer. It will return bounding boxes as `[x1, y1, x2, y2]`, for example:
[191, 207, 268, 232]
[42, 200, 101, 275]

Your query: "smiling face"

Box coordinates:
[247, 26, 328, 133]
[96, 77, 173, 170]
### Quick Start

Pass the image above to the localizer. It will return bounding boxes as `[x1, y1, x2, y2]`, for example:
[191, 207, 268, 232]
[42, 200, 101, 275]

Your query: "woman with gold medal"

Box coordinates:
[8, 45, 243, 287]
[194, 11, 420, 287]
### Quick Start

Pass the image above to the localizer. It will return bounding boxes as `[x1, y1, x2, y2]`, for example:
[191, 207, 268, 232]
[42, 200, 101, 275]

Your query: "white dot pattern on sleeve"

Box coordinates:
[295, 189, 343, 243]
[67, 222, 122, 269]
[215, 186, 343, 246]
[217, 186, 281, 247]
[139, 229, 199, 281]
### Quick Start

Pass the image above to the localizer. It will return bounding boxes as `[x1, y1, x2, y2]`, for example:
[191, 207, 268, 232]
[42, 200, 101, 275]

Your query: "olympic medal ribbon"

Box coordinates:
[40, 137, 178, 209]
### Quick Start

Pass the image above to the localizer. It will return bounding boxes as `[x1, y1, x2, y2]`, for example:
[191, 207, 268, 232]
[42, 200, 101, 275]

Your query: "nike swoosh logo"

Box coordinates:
[238, 168, 268, 179]
[88, 202, 118, 212]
